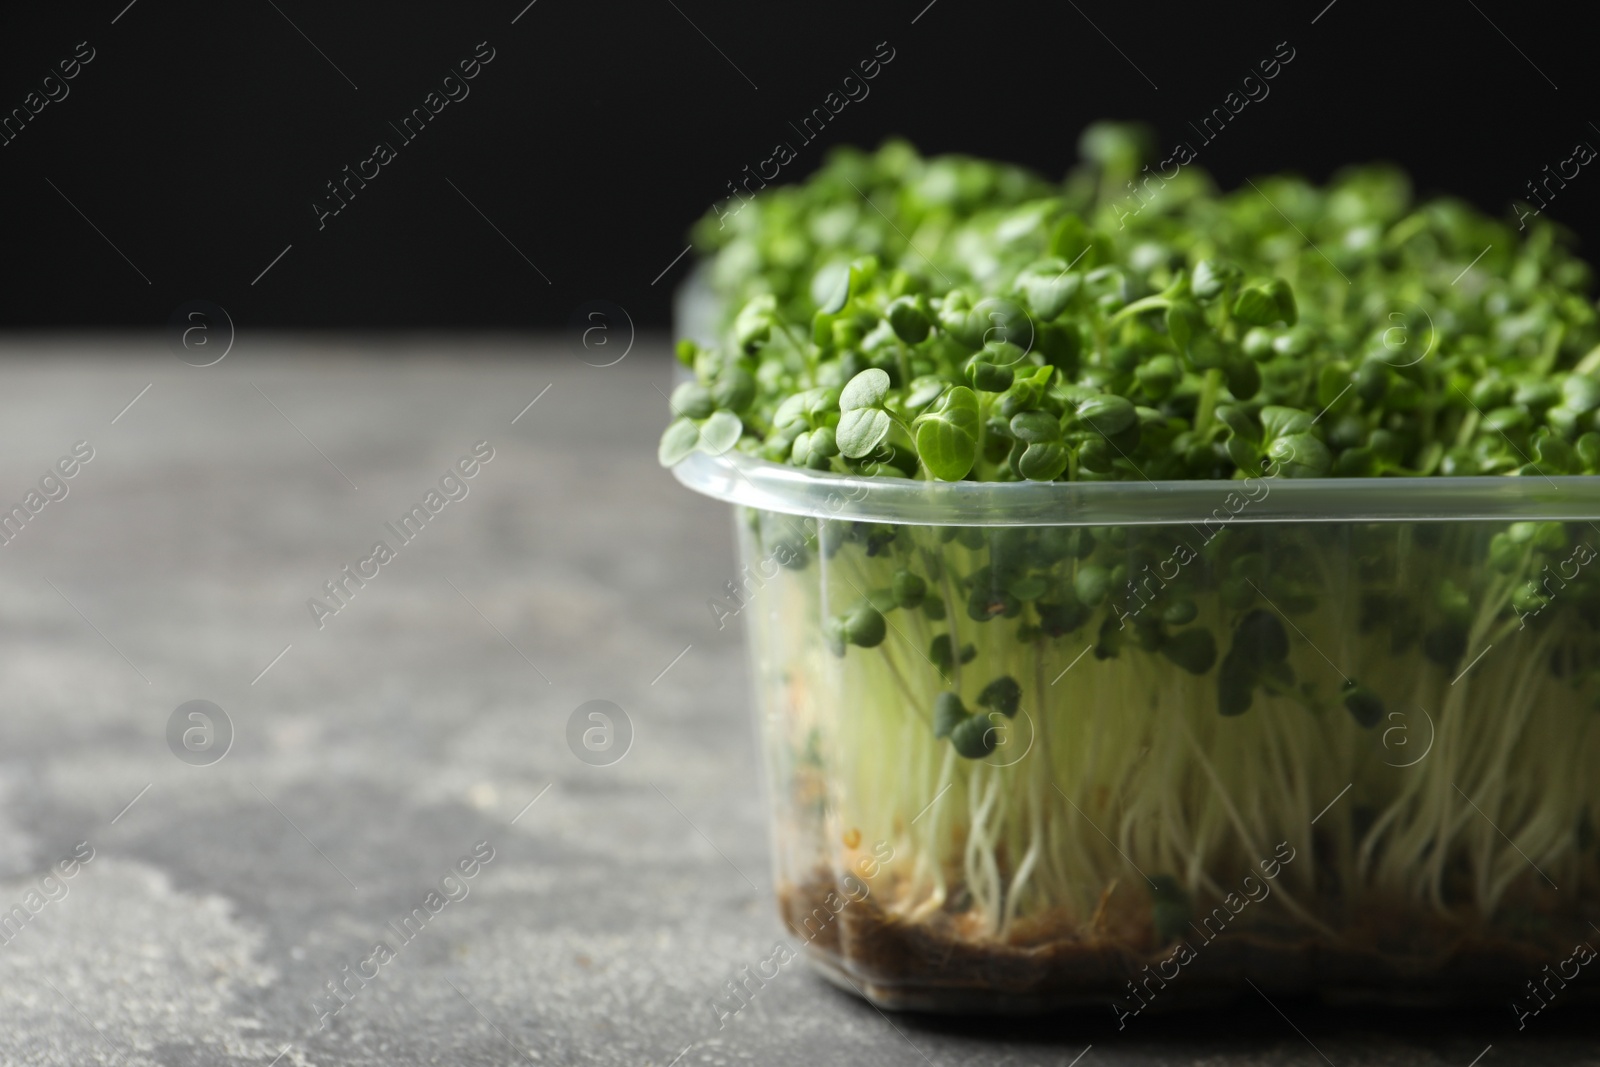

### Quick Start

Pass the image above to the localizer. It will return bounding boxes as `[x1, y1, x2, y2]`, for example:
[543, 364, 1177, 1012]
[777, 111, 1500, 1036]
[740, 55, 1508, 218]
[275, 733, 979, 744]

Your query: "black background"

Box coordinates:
[1, 0, 1595, 330]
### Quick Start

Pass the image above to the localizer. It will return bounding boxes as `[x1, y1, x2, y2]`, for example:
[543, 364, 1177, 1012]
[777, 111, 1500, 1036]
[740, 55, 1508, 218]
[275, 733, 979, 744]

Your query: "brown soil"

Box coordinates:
[780, 874, 1600, 1013]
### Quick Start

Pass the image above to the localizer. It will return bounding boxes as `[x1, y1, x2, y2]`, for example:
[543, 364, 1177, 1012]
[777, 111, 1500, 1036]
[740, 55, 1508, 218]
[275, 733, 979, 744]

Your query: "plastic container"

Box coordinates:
[674, 448, 1600, 1014]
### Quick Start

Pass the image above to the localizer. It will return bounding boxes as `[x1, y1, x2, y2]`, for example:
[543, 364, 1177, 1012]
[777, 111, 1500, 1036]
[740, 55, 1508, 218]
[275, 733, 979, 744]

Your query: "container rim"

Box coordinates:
[671, 450, 1600, 526]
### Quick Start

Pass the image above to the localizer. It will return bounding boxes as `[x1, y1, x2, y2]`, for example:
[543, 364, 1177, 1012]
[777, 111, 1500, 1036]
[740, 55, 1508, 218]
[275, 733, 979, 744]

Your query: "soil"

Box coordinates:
[779, 873, 1600, 1013]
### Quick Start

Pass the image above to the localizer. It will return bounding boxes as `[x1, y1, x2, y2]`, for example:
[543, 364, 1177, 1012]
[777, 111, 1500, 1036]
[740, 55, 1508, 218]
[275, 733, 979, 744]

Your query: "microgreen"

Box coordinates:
[669, 127, 1600, 962]
[666, 127, 1597, 486]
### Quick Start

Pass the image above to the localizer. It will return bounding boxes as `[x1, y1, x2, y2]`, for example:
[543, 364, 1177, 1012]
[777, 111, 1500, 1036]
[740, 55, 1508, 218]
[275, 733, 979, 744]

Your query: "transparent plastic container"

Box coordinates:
[674, 449, 1600, 1013]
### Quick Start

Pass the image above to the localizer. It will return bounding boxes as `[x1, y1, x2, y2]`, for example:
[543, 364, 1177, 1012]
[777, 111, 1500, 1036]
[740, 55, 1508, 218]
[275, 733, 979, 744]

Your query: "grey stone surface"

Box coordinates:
[0, 338, 1592, 1066]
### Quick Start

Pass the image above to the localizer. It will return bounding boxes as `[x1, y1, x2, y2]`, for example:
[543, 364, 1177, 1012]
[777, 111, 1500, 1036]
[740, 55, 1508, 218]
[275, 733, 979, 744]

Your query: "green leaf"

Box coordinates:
[1334, 446, 1377, 476]
[1161, 628, 1217, 675]
[732, 295, 778, 350]
[1165, 300, 1202, 354]
[1010, 410, 1061, 443]
[938, 291, 979, 347]
[892, 570, 928, 608]
[1077, 438, 1112, 473]
[1017, 265, 1080, 321]
[1260, 406, 1314, 439]
[1047, 214, 1093, 264]
[914, 386, 980, 481]
[670, 381, 714, 420]
[1135, 354, 1181, 400]
[1187, 333, 1227, 370]
[1224, 434, 1263, 472]
[836, 407, 892, 458]
[1232, 284, 1284, 326]
[1076, 395, 1137, 436]
[1074, 565, 1110, 606]
[813, 262, 851, 313]
[1019, 442, 1069, 480]
[1267, 433, 1331, 477]
[950, 713, 999, 759]
[1078, 120, 1155, 172]
[1317, 364, 1353, 408]
[906, 375, 948, 410]
[1563, 374, 1600, 414]
[1234, 609, 1290, 663]
[1265, 277, 1298, 326]
[711, 367, 756, 412]
[1008, 574, 1047, 600]
[1162, 599, 1198, 626]
[772, 387, 825, 429]
[1578, 432, 1600, 471]
[976, 675, 1023, 717]
[840, 368, 891, 411]
[984, 340, 1030, 368]
[966, 360, 1014, 393]
[1533, 431, 1576, 474]
[933, 692, 967, 738]
[697, 410, 742, 455]
[1216, 404, 1260, 444]
[841, 603, 887, 647]
[970, 299, 1033, 352]
[658, 417, 700, 467]
[1226, 358, 1261, 400]
[1191, 259, 1241, 301]
[1242, 327, 1275, 361]
[886, 296, 931, 343]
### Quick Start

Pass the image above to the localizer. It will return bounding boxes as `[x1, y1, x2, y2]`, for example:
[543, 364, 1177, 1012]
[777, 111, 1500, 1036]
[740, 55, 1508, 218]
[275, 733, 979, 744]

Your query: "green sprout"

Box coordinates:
[672, 128, 1600, 986]
[668, 125, 1598, 486]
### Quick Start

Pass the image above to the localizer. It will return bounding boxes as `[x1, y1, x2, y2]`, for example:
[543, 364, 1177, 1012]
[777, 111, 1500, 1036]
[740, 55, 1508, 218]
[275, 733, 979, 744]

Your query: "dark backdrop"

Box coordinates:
[1, 0, 1595, 330]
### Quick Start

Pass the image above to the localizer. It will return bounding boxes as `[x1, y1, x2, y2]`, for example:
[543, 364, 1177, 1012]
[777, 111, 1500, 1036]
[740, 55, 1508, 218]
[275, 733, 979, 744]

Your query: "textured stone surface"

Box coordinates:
[0, 338, 1592, 1065]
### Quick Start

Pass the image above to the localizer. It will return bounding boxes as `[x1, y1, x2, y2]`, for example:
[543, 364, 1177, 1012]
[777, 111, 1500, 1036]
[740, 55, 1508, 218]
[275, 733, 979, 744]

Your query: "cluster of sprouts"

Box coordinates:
[671, 126, 1600, 951]
[746, 507, 1599, 943]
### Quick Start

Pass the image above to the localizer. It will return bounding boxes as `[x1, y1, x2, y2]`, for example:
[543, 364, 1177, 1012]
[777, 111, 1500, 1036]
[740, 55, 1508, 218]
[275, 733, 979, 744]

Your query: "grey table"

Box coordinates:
[0, 339, 1591, 1066]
